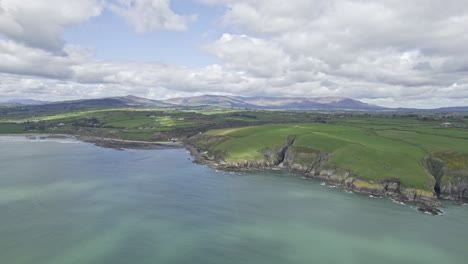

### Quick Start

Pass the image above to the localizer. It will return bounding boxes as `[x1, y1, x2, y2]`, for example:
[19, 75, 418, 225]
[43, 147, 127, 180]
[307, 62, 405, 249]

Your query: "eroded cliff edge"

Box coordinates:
[185, 134, 468, 214]
[425, 154, 468, 201]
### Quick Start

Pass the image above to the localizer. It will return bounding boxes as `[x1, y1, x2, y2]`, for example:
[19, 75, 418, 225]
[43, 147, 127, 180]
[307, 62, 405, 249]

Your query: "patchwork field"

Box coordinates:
[0, 107, 326, 141]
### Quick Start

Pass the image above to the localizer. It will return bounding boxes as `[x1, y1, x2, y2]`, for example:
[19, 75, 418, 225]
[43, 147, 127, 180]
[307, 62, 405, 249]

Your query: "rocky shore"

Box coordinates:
[77, 136, 183, 150]
[184, 135, 462, 215]
[0, 134, 184, 150]
[3, 133, 464, 215]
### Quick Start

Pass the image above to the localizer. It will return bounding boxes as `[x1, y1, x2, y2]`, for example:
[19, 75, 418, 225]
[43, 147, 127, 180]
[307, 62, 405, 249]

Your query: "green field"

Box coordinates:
[0, 109, 213, 141]
[0, 107, 328, 141]
[205, 120, 468, 191]
[0, 123, 25, 133]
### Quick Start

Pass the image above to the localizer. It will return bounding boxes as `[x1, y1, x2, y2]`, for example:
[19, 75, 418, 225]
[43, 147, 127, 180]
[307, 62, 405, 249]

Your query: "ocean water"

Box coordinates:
[0, 136, 467, 264]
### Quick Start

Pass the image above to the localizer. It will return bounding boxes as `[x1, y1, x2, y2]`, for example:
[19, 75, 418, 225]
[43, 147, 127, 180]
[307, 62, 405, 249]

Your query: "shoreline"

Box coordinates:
[0, 134, 183, 150]
[184, 142, 448, 215]
[0, 133, 456, 214]
[77, 136, 183, 150]
[0, 133, 78, 142]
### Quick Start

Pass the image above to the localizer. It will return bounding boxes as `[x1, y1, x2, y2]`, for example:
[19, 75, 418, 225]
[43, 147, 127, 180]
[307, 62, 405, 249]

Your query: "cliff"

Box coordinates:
[425, 154, 468, 201]
[184, 134, 468, 215]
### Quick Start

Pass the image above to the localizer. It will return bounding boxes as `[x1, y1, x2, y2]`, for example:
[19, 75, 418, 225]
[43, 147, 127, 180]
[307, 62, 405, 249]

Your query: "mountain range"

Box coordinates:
[0, 95, 382, 111]
[164, 95, 384, 110]
[1, 95, 468, 112]
[0, 99, 50, 105]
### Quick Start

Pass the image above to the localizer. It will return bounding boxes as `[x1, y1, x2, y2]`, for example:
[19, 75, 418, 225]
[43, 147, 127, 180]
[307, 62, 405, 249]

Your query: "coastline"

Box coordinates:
[0, 133, 453, 214]
[0, 134, 183, 150]
[0, 133, 78, 142]
[76, 136, 183, 150]
[184, 142, 447, 215]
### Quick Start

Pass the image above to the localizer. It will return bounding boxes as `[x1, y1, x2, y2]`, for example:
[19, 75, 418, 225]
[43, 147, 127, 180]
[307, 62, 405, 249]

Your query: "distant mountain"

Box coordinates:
[433, 106, 468, 112]
[391, 106, 468, 113]
[241, 96, 384, 110]
[52, 95, 169, 108]
[51, 95, 171, 108]
[163, 95, 385, 110]
[163, 95, 258, 108]
[3, 95, 172, 113]
[5, 94, 467, 112]
[0, 99, 50, 105]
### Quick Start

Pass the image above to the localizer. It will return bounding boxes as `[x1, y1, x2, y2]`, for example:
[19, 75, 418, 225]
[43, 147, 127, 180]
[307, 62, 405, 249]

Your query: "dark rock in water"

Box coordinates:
[417, 206, 444, 215]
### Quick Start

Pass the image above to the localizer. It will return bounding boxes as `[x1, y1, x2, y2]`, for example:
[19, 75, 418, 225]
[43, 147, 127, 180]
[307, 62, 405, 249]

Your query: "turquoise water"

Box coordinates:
[0, 137, 467, 264]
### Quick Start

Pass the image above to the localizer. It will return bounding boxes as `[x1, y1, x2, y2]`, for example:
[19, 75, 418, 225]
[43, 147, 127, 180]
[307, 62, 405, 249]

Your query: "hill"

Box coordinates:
[163, 95, 385, 110]
[163, 95, 258, 108]
[0, 99, 50, 105]
[3, 94, 468, 112]
[2, 95, 171, 115]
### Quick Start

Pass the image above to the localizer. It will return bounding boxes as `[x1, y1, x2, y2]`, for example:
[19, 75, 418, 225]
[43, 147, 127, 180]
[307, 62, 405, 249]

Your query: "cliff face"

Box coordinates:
[282, 145, 439, 207]
[186, 134, 468, 213]
[425, 155, 468, 202]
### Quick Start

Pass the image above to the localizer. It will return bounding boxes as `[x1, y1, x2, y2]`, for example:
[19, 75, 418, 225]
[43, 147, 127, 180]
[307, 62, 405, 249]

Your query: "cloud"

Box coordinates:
[0, 0, 103, 53]
[0, 0, 194, 52]
[1, 31, 467, 108]
[196, 0, 468, 106]
[1, 0, 468, 108]
[0, 39, 91, 79]
[108, 0, 196, 33]
[206, 33, 290, 78]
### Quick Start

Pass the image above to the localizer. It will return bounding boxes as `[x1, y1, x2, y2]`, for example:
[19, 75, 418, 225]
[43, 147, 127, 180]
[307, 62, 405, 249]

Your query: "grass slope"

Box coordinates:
[206, 122, 468, 190]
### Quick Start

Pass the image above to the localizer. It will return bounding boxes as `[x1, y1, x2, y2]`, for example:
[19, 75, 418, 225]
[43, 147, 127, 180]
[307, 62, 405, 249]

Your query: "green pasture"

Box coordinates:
[206, 122, 468, 190]
[0, 123, 25, 133]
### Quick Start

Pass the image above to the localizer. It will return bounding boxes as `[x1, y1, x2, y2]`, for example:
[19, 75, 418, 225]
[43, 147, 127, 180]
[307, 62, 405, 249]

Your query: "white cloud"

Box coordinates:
[108, 0, 195, 33]
[0, 39, 90, 79]
[206, 34, 290, 78]
[1, 0, 468, 108]
[194, 0, 468, 106]
[0, 0, 103, 52]
[0, 0, 194, 52]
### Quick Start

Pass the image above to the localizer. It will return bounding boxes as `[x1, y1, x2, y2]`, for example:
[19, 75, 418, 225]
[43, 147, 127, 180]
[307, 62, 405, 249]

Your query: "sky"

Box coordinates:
[0, 0, 467, 108]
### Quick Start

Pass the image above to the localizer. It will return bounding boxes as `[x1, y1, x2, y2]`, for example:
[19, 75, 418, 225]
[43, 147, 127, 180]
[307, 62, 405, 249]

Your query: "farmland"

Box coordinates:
[192, 115, 468, 198]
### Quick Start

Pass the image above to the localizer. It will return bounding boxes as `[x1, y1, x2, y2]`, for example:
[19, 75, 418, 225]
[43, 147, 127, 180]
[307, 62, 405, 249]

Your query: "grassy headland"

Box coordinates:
[186, 113, 468, 208]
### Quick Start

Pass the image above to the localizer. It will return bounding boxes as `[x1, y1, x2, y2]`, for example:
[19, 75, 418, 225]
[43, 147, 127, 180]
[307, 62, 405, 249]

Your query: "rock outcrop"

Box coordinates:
[425, 154, 468, 202]
[186, 134, 464, 214]
[283, 147, 440, 209]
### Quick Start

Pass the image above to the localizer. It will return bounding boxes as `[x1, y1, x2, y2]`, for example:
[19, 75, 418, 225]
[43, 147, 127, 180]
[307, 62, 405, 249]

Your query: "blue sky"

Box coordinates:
[0, 0, 468, 108]
[63, 1, 224, 66]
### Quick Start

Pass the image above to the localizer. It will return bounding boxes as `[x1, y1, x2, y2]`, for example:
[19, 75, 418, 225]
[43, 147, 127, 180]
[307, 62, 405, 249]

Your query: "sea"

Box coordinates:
[0, 136, 467, 264]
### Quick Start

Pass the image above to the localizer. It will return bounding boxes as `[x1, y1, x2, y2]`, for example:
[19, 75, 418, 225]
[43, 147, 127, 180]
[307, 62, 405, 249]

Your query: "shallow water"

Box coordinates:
[0, 137, 467, 264]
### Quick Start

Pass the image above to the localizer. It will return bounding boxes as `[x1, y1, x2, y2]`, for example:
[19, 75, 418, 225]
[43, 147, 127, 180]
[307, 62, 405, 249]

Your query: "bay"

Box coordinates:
[0, 136, 467, 264]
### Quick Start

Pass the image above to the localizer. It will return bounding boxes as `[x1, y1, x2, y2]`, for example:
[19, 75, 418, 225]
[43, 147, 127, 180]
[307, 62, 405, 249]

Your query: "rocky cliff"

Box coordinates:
[185, 134, 468, 214]
[281, 143, 440, 210]
[425, 154, 468, 202]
